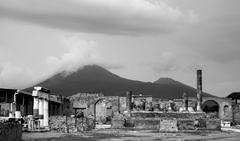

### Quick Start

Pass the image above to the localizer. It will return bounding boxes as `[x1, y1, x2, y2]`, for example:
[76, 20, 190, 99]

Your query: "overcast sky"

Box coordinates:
[0, 0, 240, 97]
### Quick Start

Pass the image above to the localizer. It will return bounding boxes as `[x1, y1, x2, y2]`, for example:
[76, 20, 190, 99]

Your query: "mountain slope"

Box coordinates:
[153, 78, 211, 98]
[24, 65, 213, 99]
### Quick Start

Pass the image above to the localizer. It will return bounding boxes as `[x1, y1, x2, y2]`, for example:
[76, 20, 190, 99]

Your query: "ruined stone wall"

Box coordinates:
[0, 122, 22, 141]
[69, 93, 104, 116]
[111, 117, 221, 131]
[132, 95, 152, 111]
[233, 103, 240, 124]
[111, 111, 219, 131]
[150, 98, 197, 112]
[219, 100, 232, 120]
[172, 99, 183, 111]
[104, 96, 119, 117]
[202, 97, 233, 121]
[131, 111, 206, 119]
[0, 103, 11, 116]
[119, 97, 127, 113]
[49, 116, 94, 132]
[151, 98, 160, 111]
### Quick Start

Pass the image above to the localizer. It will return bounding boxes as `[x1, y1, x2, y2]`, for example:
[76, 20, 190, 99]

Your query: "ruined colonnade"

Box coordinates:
[32, 87, 49, 128]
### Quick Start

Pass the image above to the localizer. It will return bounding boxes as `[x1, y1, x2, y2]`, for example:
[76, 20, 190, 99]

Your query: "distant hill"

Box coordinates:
[153, 77, 212, 98]
[24, 65, 213, 99]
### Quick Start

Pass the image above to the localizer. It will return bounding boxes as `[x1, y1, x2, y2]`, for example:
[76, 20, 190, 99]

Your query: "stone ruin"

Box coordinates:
[63, 70, 232, 131]
[65, 90, 227, 131]
[0, 69, 236, 134]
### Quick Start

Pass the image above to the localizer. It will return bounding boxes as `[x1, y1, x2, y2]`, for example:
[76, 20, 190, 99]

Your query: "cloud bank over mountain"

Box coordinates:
[46, 35, 123, 75]
[0, 0, 198, 35]
[1, 0, 240, 97]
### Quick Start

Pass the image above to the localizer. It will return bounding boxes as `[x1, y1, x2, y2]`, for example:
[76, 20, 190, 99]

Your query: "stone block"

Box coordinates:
[197, 118, 207, 128]
[111, 119, 125, 128]
[221, 120, 231, 128]
[206, 119, 221, 130]
[159, 119, 178, 132]
[177, 119, 195, 130]
[124, 119, 134, 127]
[133, 119, 159, 130]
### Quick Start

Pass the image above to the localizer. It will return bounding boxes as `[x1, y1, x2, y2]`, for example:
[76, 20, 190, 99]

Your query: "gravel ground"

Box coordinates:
[22, 129, 240, 141]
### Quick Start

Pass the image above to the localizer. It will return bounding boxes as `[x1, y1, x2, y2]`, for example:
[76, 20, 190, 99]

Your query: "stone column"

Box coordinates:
[39, 98, 44, 127]
[9, 103, 15, 118]
[55, 104, 58, 115]
[197, 70, 202, 112]
[153, 104, 160, 111]
[33, 86, 50, 129]
[182, 92, 188, 112]
[33, 90, 39, 117]
[126, 91, 132, 111]
[168, 101, 173, 112]
[14, 92, 21, 118]
[43, 98, 49, 127]
[33, 92, 40, 129]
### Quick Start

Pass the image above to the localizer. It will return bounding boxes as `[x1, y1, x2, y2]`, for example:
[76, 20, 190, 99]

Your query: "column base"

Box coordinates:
[196, 105, 202, 112]
[15, 111, 21, 118]
[43, 126, 50, 131]
[9, 112, 15, 118]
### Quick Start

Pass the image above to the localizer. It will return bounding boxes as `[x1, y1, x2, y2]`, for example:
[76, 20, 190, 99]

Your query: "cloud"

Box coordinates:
[147, 52, 180, 73]
[0, 35, 123, 88]
[178, 16, 240, 63]
[0, 65, 3, 74]
[46, 35, 122, 76]
[0, 0, 198, 35]
[149, 52, 204, 75]
[0, 63, 36, 88]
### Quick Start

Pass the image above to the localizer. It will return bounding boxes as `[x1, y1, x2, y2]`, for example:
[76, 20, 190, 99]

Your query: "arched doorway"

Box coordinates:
[202, 100, 219, 118]
[94, 99, 107, 124]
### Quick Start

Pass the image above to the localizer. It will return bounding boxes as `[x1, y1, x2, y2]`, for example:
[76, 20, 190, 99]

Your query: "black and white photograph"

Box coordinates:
[0, 0, 240, 140]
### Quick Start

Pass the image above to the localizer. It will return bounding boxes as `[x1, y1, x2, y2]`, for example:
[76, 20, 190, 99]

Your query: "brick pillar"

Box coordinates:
[197, 70, 202, 112]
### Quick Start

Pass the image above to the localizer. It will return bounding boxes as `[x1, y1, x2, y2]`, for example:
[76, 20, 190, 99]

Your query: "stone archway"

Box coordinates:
[202, 97, 233, 120]
[202, 100, 219, 118]
[94, 99, 107, 125]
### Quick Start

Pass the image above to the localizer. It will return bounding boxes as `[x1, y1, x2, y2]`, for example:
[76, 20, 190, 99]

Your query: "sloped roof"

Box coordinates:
[227, 92, 240, 99]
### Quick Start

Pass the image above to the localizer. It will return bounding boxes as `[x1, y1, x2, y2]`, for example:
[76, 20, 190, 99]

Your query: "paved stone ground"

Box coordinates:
[22, 129, 240, 141]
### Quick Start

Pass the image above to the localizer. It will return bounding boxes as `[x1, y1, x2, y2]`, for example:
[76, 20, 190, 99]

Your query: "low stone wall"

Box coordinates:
[0, 122, 22, 141]
[132, 118, 160, 130]
[49, 116, 94, 132]
[131, 111, 206, 119]
[111, 116, 221, 131]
